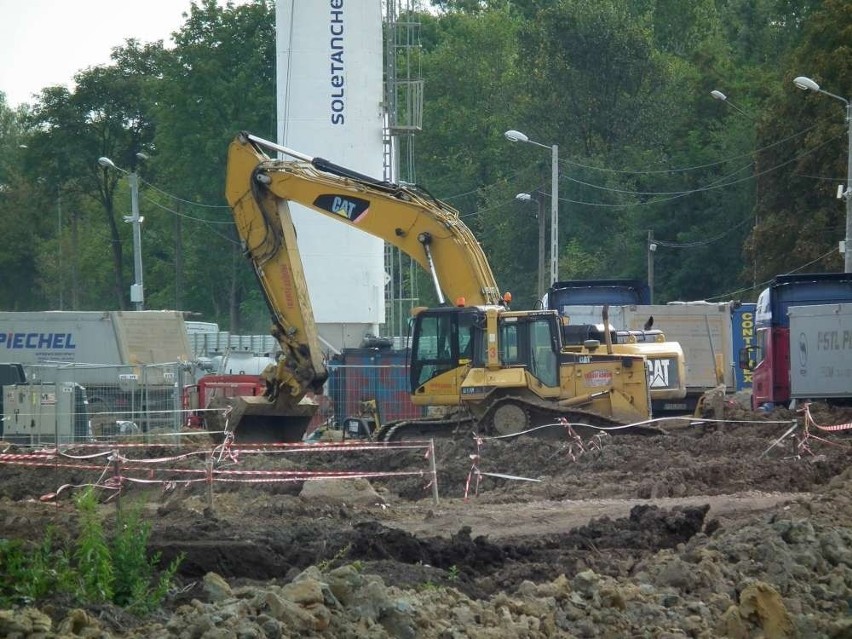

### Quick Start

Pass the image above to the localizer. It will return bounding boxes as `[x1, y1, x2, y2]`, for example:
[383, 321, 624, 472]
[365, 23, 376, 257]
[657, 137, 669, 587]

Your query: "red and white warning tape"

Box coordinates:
[801, 403, 852, 432]
[2, 437, 436, 499]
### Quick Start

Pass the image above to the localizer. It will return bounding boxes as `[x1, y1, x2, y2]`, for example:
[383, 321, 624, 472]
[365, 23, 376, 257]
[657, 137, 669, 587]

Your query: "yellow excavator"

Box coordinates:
[222, 132, 676, 442]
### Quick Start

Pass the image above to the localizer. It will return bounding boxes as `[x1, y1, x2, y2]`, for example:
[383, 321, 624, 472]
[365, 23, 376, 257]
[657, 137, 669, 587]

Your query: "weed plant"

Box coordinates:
[0, 488, 182, 613]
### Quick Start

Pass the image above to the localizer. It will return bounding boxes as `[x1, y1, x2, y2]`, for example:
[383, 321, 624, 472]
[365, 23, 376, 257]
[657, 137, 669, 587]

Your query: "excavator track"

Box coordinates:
[374, 396, 663, 443]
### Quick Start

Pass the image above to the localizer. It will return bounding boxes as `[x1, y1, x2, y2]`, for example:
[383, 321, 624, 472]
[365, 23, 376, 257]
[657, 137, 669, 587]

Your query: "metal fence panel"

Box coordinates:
[327, 361, 422, 425]
[22, 362, 187, 435]
[2, 361, 422, 444]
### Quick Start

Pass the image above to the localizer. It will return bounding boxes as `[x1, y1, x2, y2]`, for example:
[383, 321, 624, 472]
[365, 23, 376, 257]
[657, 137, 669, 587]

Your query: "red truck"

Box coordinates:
[183, 375, 266, 429]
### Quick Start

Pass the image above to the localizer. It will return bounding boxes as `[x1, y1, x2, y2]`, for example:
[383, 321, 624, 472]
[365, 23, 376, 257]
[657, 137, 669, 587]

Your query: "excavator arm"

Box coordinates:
[221, 132, 503, 442]
[226, 133, 502, 308]
[226, 137, 328, 403]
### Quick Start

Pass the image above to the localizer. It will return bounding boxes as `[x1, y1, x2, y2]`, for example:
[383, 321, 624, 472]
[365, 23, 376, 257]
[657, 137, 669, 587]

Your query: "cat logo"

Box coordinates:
[313, 194, 370, 223]
[648, 358, 671, 388]
[331, 196, 356, 218]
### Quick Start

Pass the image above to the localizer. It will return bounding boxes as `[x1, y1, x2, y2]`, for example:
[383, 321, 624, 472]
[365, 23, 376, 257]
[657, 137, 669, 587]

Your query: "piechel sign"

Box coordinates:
[0, 333, 76, 350]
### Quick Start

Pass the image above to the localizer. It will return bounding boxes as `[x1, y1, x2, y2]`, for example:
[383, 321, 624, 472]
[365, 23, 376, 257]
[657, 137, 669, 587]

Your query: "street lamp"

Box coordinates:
[98, 154, 147, 309]
[647, 230, 656, 304]
[710, 89, 755, 120]
[515, 192, 546, 299]
[792, 75, 852, 272]
[505, 129, 559, 285]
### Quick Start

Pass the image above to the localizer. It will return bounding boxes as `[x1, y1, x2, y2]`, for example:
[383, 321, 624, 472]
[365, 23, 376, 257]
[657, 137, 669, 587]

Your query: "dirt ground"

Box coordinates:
[1, 403, 851, 637]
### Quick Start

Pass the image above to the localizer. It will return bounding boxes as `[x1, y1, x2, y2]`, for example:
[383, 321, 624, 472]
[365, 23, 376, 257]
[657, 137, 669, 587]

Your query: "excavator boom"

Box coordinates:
[228, 133, 502, 307]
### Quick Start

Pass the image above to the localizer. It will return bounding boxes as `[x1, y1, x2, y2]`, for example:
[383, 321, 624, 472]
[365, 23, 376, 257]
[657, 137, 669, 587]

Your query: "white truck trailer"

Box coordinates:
[788, 303, 852, 403]
[0, 311, 194, 431]
[560, 302, 735, 413]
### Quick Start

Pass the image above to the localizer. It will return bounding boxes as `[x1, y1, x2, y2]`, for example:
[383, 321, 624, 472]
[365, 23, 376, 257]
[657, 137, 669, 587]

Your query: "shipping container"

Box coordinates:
[327, 348, 423, 425]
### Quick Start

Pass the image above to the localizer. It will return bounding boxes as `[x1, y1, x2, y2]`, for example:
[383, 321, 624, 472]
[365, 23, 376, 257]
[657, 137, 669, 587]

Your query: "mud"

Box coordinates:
[1, 404, 851, 637]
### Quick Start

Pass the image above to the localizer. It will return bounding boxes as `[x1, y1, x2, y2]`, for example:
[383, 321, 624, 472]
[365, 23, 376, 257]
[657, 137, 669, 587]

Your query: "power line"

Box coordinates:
[653, 218, 751, 249]
[561, 131, 843, 204]
[142, 194, 232, 224]
[557, 118, 828, 175]
[138, 177, 231, 209]
[705, 247, 839, 301]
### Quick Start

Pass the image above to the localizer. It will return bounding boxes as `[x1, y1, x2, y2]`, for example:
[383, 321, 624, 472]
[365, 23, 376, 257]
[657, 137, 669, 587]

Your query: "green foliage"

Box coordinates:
[1, 0, 845, 319]
[0, 488, 181, 613]
[317, 542, 353, 573]
[748, 0, 851, 283]
[0, 528, 73, 606]
[112, 507, 153, 610]
[74, 488, 115, 602]
[153, 0, 277, 329]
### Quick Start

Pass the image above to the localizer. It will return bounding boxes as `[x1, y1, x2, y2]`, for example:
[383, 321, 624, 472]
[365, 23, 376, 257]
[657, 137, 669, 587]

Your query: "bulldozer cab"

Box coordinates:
[410, 307, 561, 405]
[496, 312, 560, 387]
[410, 308, 479, 380]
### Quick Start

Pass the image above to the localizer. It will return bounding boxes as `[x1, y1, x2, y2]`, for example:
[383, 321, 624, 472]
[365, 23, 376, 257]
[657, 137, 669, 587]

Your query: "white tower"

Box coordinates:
[276, 1, 385, 351]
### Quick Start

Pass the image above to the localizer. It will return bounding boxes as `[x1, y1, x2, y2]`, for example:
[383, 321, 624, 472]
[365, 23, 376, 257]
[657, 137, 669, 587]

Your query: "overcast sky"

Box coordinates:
[0, 0, 248, 109]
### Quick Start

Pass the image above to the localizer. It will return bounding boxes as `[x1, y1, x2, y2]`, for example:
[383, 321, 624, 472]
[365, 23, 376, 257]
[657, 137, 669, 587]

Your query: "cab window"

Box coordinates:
[411, 311, 481, 389]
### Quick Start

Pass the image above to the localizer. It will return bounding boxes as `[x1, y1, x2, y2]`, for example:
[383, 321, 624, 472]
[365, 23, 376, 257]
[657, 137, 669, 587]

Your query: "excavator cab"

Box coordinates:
[409, 307, 481, 405]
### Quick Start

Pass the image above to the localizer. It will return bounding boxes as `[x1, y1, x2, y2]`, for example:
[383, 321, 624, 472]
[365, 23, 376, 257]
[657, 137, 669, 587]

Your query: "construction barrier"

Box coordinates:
[0, 436, 440, 507]
[5, 409, 850, 504]
[462, 413, 846, 499]
[794, 403, 852, 457]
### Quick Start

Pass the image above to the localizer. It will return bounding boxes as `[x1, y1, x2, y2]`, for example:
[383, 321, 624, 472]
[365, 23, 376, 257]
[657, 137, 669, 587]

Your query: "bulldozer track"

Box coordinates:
[374, 415, 475, 443]
[375, 395, 664, 442]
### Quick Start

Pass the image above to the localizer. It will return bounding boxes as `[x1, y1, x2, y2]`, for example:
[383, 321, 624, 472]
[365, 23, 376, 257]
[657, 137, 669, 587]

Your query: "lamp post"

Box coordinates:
[57, 185, 63, 309]
[792, 75, 852, 273]
[98, 154, 146, 310]
[711, 89, 758, 289]
[647, 230, 656, 304]
[516, 192, 546, 299]
[505, 130, 559, 285]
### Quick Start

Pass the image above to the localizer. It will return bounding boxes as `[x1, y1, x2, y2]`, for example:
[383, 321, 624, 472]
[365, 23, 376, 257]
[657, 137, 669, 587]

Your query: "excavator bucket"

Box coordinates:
[205, 394, 318, 444]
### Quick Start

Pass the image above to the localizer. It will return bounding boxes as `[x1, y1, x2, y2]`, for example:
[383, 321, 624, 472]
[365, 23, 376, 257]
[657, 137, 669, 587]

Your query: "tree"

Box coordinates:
[0, 98, 55, 309]
[509, 0, 701, 300]
[750, 0, 851, 281]
[153, 0, 276, 331]
[24, 39, 162, 310]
